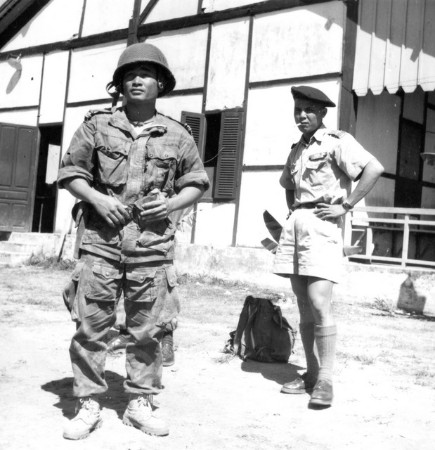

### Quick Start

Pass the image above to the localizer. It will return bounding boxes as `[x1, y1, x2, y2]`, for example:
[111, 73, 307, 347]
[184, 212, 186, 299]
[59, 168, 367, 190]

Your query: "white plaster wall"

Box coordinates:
[81, 0, 134, 36]
[423, 109, 435, 183]
[144, 0, 198, 22]
[67, 42, 126, 103]
[250, 2, 345, 82]
[39, 52, 69, 124]
[1, 0, 84, 52]
[236, 170, 288, 248]
[244, 80, 340, 166]
[203, 0, 256, 12]
[355, 91, 401, 174]
[55, 103, 111, 233]
[0, 110, 38, 126]
[194, 202, 235, 247]
[0, 55, 43, 108]
[157, 94, 203, 121]
[146, 26, 208, 91]
[206, 18, 249, 111]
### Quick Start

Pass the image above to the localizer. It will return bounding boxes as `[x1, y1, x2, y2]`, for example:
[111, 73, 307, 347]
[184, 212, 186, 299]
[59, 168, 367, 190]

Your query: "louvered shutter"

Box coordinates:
[214, 110, 243, 200]
[180, 111, 206, 158]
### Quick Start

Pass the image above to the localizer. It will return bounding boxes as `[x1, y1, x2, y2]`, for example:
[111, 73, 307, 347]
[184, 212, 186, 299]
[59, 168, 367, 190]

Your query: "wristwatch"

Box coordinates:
[342, 201, 353, 212]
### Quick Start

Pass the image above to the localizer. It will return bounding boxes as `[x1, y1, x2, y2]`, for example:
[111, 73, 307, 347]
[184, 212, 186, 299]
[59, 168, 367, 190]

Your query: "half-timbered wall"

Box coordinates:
[1, 0, 83, 52]
[81, 0, 134, 36]
[0, 55, 43, 108]
[5, 0, 426, 252]
[39, 51, 69, 124]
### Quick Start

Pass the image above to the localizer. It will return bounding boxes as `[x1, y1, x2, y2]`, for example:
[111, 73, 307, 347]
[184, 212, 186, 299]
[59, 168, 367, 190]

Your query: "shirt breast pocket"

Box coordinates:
[95, 139, 130, 187]
[144, 144, 178, 195]
[304, 153, 329, 187]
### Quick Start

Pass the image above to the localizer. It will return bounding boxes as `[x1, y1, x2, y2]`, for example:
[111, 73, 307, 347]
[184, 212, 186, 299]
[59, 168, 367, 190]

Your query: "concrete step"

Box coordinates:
[0, 241, 41, 254]
[0, 232, 67, 267]
[0, 250, 30, 266]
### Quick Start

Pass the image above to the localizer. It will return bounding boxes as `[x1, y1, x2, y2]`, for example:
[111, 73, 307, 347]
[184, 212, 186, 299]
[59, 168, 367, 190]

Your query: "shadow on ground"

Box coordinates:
[241, 360, 304, 385]
[41, 370, 127, 419]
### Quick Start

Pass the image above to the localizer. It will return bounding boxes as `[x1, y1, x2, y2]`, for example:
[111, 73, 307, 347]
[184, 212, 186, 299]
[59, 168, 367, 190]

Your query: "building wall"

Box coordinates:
[0, 55, 43, 108]
[39, 51, 69, 124]
[68, 42, 127, 103]
[81, 0, 134, 36]
[6, 0, 424, 251]
[1, 0, 84, 52]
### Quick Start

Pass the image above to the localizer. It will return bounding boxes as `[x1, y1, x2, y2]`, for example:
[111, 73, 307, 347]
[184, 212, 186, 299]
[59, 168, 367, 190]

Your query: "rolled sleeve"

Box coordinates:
[57, 120, 96, 188]
[175, 132, 210, 192]
[334, 134, 374, 181]
[279, 154, 295, 190]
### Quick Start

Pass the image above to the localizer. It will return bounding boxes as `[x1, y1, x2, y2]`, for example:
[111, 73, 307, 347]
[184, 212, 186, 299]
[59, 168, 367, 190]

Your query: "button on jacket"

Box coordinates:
[58, 108, 209, 263]
[279, 126, 374, 207]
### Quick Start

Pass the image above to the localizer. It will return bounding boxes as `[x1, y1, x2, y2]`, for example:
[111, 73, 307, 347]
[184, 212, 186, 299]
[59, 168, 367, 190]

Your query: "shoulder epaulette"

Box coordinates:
[83, 108, 112, 122]
[327, 130, 347, 139]
[158, 112, 193, 136]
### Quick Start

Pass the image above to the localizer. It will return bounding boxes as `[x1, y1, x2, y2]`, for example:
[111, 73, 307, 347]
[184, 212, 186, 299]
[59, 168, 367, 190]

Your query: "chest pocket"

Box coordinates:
[144, 143, 178, 195]
[303, 152, 329, 188]
[95, 132, 131, 187]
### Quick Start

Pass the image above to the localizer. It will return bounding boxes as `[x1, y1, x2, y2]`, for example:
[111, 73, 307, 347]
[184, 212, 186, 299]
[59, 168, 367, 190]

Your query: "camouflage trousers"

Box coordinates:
[65, 252, 179, 397]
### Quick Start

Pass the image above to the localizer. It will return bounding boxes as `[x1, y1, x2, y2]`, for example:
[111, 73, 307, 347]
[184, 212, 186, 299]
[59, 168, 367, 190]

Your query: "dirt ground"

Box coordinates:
[0, 264, 434, 450]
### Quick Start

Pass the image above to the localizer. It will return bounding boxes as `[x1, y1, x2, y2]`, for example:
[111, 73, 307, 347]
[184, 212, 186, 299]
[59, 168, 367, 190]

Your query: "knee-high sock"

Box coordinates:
[314, 325, 337, 382]
[299, 322, 319, 378]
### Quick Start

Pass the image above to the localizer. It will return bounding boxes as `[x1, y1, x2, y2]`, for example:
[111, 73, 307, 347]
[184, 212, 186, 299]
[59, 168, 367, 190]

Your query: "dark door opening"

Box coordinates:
[32, 125, 62, 232]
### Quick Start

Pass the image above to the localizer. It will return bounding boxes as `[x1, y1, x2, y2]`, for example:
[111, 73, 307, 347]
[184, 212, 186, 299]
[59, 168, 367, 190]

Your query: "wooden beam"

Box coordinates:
[127, 0, 143, 45]
[138, 0, 160, 25]
[339, 0, 359, 135]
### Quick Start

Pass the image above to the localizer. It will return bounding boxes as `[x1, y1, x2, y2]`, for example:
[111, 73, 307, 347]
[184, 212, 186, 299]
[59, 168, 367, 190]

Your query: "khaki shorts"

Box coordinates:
[273, 208, 344, 283]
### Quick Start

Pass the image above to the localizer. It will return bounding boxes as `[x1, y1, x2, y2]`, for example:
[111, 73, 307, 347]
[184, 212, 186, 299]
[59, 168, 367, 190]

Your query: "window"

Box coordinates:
[181, 109, 243, 201]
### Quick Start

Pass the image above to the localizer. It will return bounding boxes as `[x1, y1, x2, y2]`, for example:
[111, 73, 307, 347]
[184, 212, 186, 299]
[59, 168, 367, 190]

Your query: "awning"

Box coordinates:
[353, 0, 435, 96]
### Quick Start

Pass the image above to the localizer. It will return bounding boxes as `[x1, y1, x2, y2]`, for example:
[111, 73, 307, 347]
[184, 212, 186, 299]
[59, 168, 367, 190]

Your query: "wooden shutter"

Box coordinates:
[180, 111, 206, 159]
[214, 110, 243, 200]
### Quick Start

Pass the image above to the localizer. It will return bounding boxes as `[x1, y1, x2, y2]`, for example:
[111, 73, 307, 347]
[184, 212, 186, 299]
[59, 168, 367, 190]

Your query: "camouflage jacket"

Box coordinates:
[58, 107, 209, 263]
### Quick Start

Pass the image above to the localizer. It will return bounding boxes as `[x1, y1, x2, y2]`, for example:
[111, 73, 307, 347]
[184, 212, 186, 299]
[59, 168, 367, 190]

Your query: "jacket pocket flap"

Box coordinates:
[92, 264, 123, 279]
[125, 268, 158, 283]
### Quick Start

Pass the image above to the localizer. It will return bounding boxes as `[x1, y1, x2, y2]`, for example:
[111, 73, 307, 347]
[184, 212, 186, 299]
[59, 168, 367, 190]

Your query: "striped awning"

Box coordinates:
[353, 0, 435, 96]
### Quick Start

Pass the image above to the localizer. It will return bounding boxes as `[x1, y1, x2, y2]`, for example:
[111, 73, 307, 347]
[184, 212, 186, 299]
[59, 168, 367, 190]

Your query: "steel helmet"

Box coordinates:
[111, 42, 176, 97]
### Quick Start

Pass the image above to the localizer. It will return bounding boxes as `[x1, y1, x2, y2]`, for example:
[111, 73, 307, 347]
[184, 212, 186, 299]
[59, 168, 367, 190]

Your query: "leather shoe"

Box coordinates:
[281, 373, 316, 394]
[309, 379, 333, 406]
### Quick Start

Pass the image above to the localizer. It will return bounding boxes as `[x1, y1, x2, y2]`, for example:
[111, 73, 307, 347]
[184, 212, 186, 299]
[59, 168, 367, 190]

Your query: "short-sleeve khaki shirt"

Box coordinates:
[279, 126, 374, 207]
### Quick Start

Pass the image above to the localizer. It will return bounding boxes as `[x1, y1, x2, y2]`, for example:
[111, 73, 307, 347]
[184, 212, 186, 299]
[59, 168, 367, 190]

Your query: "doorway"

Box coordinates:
[32, 125, 62, 232]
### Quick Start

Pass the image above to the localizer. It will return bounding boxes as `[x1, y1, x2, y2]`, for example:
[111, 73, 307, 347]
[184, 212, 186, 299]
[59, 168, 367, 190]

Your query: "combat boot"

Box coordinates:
[162, 331, 175, 367]
[63, 397, 102, 440]
[123, 394, 169, 436]
[107, 331, 131, 352]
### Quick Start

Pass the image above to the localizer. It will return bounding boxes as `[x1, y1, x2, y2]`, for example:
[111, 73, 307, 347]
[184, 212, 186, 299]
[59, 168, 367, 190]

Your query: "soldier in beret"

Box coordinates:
[274, 85, 384, 407]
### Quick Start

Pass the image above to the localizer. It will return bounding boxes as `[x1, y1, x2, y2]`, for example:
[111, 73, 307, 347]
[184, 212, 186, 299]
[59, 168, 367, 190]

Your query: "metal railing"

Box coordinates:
[343, 206, 435, 268]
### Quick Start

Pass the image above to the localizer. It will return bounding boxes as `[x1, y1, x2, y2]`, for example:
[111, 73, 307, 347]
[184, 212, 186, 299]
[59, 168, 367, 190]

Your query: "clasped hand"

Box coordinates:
[138, 189, 170, 224]
[94, 188, 170, 228]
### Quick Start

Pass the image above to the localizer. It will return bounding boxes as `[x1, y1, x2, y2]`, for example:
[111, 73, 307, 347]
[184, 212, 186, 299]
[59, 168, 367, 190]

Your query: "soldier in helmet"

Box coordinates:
[274, 86, 384, 407]
[58, 42, 209, 439]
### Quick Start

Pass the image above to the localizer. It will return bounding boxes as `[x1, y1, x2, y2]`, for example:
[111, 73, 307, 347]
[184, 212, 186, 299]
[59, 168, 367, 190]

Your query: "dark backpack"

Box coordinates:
[225, 296, 296, 363]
